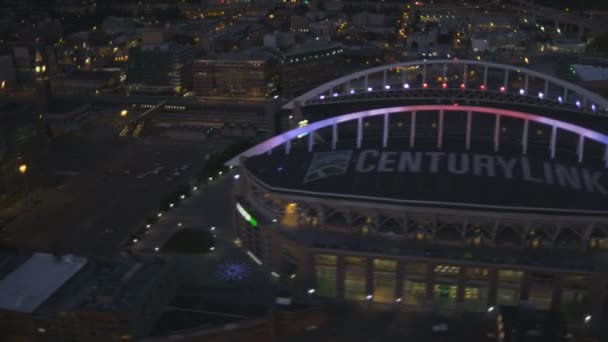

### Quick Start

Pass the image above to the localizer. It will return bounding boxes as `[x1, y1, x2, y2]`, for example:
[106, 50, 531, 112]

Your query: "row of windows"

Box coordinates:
[314, 255, 590, 310]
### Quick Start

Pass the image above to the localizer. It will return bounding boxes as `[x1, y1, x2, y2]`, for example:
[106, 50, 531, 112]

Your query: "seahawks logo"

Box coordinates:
[303, 151, 353, 183]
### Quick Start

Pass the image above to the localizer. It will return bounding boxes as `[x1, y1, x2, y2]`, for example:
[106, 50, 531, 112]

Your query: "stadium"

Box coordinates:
[228, 60, 608, 320]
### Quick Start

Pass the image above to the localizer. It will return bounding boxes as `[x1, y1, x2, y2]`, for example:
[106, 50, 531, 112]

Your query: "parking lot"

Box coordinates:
[0, 119, 234, 254]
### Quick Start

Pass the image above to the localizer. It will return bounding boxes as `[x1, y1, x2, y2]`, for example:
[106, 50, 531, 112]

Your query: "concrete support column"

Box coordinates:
[383, 113, 389, 148]
[550, 126, 557, 159]
[426, 263, 436, 300]
[457, 267, 466, 305]
[466, 111, 472, 150]
[357, 117, 363, 148]
[577, 135, 585, 163]
[521, 271, 531, 302]
[285, 139, 291, 155]
[524, 74, 529, 94]
[332, 123, 338, 150]
[488, 268, 498, 306]
[494, 115, 501, 152]
[503, 69, 509, 91]
[336, 254, 345, 300]
[522, 120, 529, 155]
[551, 274, 563, 312]
[410, 112, 416, 148]
[308, 131, 314, 152]
[366, 258, 374, 299]
[437, 110, 444, 149]
[396, 259, 405, 300]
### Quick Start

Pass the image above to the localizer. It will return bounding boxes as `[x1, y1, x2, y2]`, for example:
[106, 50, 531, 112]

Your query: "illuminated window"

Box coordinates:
[497, 288, 520, 306]
[562, 289, 587, 319]
[434, 265, 461, 278]
[344, 257, 367, 301]
[433, 283, 458, 308]
[315, 254, 337, 266]
[466, 267, 489, 280]
[464, 285, 488, 309]
[528, 285, 552, 310]
[373, 259, 397, 303]
[498, 270, 523, 283]
[403, 280, 427, 305]
[404, 262, 428, 276]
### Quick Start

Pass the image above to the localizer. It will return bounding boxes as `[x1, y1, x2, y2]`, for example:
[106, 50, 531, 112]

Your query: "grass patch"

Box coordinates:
[161, 229, 214, 254]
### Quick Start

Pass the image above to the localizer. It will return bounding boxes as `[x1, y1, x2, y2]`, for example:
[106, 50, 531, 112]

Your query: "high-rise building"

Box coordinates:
[193, 51, 279, 100]
[126, 44, 194, 95]
[279, 42, 345, 98]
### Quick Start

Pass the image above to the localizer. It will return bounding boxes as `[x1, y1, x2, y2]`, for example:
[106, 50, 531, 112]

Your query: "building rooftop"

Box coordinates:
[197, 49, 276, 62]
[61, 257, 169, 312]
[0, 253, 87, 313]
[244, 137, 608, 216]
[571, 64, 608, 82]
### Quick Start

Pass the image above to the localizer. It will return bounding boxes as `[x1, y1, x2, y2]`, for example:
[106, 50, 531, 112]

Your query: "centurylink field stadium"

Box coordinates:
[226, 59, 608, 320]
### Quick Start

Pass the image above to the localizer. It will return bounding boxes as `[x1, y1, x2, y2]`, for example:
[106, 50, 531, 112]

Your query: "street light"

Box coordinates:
[120, 109, 128, 117]
[18, 164, 27, 174]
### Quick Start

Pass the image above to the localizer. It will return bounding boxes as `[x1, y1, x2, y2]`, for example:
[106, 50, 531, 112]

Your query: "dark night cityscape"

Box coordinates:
[1, 0, 608, 341]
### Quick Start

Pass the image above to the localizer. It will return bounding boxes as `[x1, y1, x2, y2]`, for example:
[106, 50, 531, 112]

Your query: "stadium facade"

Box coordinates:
[228, 61, 608, 320]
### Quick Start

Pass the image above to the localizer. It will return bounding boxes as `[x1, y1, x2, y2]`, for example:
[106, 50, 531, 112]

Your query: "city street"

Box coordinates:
[134, 172, 275, 294]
